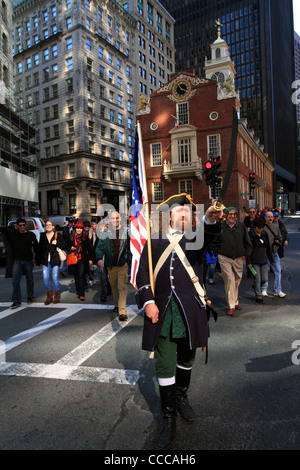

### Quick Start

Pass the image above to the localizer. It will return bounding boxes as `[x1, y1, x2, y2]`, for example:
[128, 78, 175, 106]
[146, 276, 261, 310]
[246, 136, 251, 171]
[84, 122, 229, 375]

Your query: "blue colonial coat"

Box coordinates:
[135, 224, 220, 352]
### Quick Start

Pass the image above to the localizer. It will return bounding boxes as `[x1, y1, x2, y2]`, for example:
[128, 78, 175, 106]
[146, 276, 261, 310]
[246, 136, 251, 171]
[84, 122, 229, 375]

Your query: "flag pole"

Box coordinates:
[136, 121, 155, 295]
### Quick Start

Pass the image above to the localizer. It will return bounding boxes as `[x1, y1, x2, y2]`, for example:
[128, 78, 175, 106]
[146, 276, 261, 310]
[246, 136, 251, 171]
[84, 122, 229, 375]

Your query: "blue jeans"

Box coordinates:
[12, 260, 34, 302]
[42, 263, 60, 291]
[264, 252, 282, 293]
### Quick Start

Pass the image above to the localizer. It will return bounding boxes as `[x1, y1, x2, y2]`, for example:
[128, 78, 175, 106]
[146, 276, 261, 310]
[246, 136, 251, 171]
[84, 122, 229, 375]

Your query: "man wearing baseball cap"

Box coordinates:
[217, 206, 252, 315]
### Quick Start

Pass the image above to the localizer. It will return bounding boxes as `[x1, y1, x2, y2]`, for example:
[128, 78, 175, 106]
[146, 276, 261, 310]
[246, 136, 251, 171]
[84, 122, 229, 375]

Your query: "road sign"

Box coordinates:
[249, 199, 256, 208]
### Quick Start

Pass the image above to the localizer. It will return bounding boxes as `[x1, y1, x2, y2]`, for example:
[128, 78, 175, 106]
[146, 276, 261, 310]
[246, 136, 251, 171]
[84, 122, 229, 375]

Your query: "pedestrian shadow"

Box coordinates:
[245, 350, 294, 373]
[114, 317, 160, 420]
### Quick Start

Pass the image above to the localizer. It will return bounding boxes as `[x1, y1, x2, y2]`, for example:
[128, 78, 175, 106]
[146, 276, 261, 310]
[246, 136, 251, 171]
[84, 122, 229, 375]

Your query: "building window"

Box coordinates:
[152, 182, 163, 202]
[66, 57, 73, 71]
[207, 134, 221, 159]
[67, 141, 74, 154]
[177, 102, 189, 125]
[110, 168, 116, 180]
[179, 179, 193, 197]
[211, 71, 225, 84]
[69, 194, 76, 214]
[89, 163, 95, 178]
[90, 194, 97, 213]
[67, 120, 74, 134]
[47, 190, 59, 215]
[178, 138, 191, 166]
[46, 166, 60, 182]
[150, 142, 162, 166]
[88, 120, 94, 133]
[69, 162, 75, 177]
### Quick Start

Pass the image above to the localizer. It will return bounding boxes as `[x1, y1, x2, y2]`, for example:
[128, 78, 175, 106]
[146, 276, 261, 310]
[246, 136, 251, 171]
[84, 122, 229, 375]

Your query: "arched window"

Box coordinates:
[211, 72, 225, 84]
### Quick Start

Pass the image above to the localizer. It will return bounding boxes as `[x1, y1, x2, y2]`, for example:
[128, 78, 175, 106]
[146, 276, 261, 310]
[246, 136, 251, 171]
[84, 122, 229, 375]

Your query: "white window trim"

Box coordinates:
[150, 142, 162, 167]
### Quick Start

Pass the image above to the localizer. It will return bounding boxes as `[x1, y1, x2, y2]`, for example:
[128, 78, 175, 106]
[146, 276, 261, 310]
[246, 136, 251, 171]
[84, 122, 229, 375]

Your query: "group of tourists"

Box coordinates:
[0, 212, 131, 322]
[204, 206, 288, 309]
[1, 194, 290, 450]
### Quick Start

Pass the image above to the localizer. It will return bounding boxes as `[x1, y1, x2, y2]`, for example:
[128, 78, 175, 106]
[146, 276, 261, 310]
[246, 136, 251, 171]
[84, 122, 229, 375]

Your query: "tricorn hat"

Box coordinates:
[156, 193, 197, 212]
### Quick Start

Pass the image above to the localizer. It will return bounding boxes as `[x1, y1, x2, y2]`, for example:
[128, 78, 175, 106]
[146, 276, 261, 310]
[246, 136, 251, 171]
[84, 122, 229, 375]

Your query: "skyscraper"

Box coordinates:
[160, 0, 298, 206]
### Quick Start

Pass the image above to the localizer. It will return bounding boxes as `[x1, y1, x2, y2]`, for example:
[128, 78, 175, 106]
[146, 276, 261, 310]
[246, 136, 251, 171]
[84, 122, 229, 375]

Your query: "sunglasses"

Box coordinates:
[18, 223, 26, 227]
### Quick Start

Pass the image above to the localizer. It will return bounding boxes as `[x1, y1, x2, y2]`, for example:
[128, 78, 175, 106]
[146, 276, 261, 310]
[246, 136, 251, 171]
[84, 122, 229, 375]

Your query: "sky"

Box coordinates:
[294, 0, 300, 35]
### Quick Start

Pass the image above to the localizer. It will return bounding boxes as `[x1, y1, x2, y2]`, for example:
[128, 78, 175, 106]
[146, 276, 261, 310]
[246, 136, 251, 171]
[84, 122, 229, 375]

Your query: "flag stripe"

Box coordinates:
[130, 126, 148, 289]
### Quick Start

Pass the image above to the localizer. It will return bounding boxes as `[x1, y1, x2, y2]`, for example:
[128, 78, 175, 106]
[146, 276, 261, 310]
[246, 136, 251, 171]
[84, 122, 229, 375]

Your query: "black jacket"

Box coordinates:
[1, 227, 39, 262]
[218, 221, 252, 259]
[67, 234, 93, 274]
[38, 232, 65, 267]
[62, 225, 74, 246]
[135, 224, 220, 352]
[246, 231, 274, 266]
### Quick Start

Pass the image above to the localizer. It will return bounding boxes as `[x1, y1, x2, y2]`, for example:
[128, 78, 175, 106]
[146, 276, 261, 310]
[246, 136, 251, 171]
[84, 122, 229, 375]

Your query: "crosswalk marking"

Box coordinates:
[0, 303, 142, 385]
[57, 307, 137, 367]
[0, 362, 139, 385]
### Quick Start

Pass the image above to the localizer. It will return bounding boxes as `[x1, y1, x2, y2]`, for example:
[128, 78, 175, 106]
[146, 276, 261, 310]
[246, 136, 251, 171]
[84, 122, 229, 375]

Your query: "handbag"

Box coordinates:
[57, 247, 67, 262]
[67, 252, 78, 265]
[54, 233, 67, 261]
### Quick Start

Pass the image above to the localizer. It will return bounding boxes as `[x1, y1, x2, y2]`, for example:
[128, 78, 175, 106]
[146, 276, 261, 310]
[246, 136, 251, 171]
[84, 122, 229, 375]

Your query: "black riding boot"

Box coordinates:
[176, 367, 195, 422]
[157, 384, 177, 449]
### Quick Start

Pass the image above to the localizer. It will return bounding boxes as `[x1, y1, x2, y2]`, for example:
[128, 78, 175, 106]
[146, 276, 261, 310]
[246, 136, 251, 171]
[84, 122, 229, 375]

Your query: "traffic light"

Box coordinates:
[212, 156, 222, 185]
[249, 172, 255, 197]
[205, 158, 222, 199]
[204, 160, 214, 186]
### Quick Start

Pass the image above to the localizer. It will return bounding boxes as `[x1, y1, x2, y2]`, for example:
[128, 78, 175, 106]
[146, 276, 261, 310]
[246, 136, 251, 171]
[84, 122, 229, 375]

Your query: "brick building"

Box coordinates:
[136, 33, 274, 216]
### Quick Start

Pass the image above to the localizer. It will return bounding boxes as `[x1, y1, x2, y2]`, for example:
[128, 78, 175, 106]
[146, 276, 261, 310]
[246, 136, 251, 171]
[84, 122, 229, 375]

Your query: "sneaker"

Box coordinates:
[262, 291, 269, 297]
[274, 291, 286, 298]
[10, 302, 21, 309]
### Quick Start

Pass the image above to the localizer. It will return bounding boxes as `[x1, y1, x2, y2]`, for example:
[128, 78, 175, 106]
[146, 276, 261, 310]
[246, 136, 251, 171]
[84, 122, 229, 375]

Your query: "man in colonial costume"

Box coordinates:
[135, 194, 224, 448]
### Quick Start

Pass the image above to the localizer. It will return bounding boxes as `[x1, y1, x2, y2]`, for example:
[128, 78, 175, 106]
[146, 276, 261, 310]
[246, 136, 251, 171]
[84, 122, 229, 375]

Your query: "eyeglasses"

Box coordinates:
[18, 223, 26, 227]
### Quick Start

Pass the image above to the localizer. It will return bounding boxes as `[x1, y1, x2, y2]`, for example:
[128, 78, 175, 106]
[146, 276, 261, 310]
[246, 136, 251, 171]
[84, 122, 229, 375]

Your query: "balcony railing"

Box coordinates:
[162, 158, 203, 183]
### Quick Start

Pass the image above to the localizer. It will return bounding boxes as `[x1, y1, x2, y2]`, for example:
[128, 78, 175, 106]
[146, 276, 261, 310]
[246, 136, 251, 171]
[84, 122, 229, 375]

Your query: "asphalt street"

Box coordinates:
[0, 216, 300, 452]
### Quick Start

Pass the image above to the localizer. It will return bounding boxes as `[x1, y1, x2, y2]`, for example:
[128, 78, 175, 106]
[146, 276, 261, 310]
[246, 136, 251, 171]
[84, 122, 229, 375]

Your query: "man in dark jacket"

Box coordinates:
[96, 211, 131, 321]
[135, 194, 222, 449]
[218, 207, 252, 315]
[1, 218, 40, 308]
[60, 217, 75, 277]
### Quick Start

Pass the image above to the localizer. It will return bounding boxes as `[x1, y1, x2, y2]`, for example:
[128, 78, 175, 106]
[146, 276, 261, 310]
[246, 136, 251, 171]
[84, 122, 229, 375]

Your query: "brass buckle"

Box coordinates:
[191, 276, 199, 284]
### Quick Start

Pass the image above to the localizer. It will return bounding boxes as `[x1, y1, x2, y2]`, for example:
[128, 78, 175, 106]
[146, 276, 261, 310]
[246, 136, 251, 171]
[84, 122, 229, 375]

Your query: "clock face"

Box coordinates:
[172, 79, 191, 100]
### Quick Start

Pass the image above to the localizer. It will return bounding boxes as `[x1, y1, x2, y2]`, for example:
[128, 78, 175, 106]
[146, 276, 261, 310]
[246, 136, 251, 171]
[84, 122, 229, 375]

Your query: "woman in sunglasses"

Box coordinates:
[38, 220, 66, 305]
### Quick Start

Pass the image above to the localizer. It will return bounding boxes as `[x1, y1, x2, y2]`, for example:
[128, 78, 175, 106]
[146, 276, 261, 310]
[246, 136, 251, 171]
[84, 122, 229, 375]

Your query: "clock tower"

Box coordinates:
[204, 19, 240, 103]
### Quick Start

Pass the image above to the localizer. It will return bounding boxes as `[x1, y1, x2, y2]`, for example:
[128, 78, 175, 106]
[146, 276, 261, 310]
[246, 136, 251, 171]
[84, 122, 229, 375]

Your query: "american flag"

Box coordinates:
[130, 125, 148, 289]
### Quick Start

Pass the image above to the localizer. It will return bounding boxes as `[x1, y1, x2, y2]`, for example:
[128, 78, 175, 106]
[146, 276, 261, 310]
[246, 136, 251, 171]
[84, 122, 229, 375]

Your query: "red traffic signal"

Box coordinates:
[205, 161, 212, 170]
